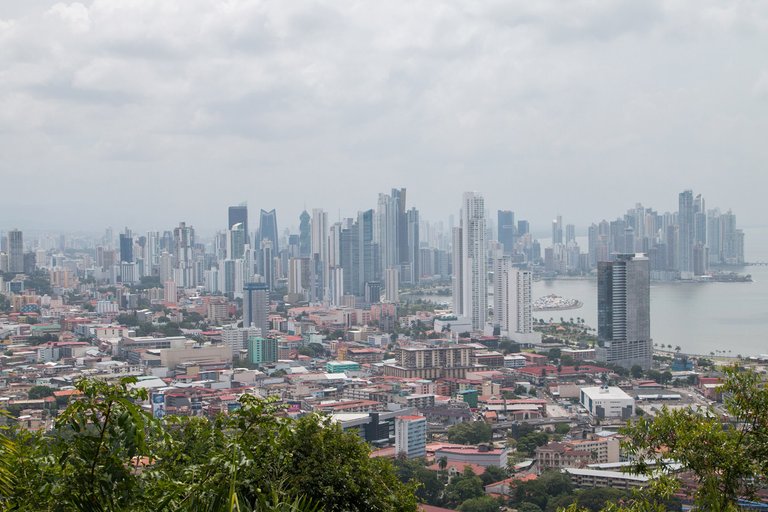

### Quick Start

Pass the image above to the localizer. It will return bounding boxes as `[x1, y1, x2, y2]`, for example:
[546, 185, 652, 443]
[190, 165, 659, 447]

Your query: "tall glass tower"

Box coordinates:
[597, 253, 652, 370]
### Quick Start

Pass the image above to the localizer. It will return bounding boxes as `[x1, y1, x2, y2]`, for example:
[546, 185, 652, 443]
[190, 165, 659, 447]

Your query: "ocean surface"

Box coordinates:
[422, 226, 768, 357]
[533, 225, 768, 356]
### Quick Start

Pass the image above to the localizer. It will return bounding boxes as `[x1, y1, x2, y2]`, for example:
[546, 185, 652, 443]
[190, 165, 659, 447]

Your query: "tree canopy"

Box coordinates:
[446, 421, 493, 445]
[562, 366, 768, 512]
[0, 377, 418, 512]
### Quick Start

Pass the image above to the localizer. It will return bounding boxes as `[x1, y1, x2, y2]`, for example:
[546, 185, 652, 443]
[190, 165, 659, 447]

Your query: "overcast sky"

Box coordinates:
[1, 1, 767, 235]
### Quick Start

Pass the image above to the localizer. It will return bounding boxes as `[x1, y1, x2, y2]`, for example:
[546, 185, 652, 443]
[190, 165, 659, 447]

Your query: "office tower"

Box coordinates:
[357, 209, 377, 296]
[164, 280, 177, 304]
[328, 221, 342, 268]
[257, 209, 279, 254]
[248, 336, 277, 365]
[565, 224, 576, 244]
[299, 210, 311, 258]
[329, 266, 344, 306]
[707, 209, 722, 265]
[395, 415, 427, 459]
[452, 192, 487, 331]
[493, 255, 533, 338]
[720, 210, 744, 265]
[222, 259, 236, 295]
[405, 207, 420, 284]
[311, 209, 329, 301]
[243, 282, 269, 336]
[6, 229, 23, 274]
[365, 280, 382, 304]
[552, 215, 563, 245]
[384, 267, 399, 303]
[517, 220, 529, 237]
[145, 231, 159, 275]
[677, 190, 694, 277]
[119, 232, 133, 263]
[596, 253, 652, 370]
[376, 191, 400, 274]
[228, 223, 245, 260]
[694, 194, 706, 246]
[287, 257, 310, 299]
[228, 204, 249, 244]
[451, 226, 464, 316]
[172, 222, 195, 287]
[497, 210, 515, 255]
[259, 240, 275, 290]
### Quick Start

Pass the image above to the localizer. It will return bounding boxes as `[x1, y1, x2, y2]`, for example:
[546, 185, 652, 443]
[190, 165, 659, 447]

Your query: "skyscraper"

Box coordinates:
[596, 253, 652, 370]
[552, 215, 563, 245]
[493, 255, 533, 339]
[678, 190, 694, 277]
[228, 204, 249, 244]
[173, 222, 195, 287]
[243, 282, 269, 337]
[6, 229, 23, 274]
[453, 192, 487, 331]
[298, 210, 311, 258]
[119, 232, 133, 263]
[497, 210, 515, 255]
[311, 209, 329, 302]
[228, 223, 245, 260]
[357, 209, 377, 296]
[257, 209, 279, 254]
[405, 207, 420, 284]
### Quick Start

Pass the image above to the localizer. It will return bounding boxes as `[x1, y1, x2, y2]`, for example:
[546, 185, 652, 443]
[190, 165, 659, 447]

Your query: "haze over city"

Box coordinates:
[1, 1, 768, 231]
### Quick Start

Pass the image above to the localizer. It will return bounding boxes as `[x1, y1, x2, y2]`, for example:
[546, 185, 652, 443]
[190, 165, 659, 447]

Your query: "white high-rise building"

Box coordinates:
[395, 415, 427, 459]
[329, 266, 344, 306]
[311, 209, 329, 302]
[452, 192, 487, 331]
[164, 280, 177, 304]
[384, 266, 399, 303]
[494, 256, 534, 339]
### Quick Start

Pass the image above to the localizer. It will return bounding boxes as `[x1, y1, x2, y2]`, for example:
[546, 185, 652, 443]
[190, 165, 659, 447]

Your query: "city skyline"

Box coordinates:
[1, 2, 767, 231]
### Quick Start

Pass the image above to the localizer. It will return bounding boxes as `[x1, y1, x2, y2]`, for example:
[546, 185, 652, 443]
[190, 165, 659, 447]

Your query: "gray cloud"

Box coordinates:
[0, 0, 767, 234]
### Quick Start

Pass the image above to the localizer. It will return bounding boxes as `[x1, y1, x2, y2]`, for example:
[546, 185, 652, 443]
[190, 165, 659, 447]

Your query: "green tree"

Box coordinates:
[27, 385, 55, 399]
[394, 457, 443, 505]
[479, 465, 507, 486]
[516, 431, 549, 456]
[613, 366, 768, 511]
[443, 467, 484, 507]
[8, 377, 154, 511]
[630, 365, 643, 379]
[458, 495, 501, 512]
[518, 502, 543, 512]
[446, 421, 493, 445]
[2, 378, 419, 512]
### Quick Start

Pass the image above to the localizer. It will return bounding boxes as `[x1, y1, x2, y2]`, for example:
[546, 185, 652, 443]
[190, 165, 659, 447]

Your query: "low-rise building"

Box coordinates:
[432, 443, 509, 468]
[579, 386, 634, 419]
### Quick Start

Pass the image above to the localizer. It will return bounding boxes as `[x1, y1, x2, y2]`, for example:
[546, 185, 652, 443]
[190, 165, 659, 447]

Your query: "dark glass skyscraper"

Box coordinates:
[119, 233, 133, 263]
[597, 253, 652, 370]
[257, 209, 279, 253]
[299, 210, 311, 258]
[497, 210, 515, 255]
[243, 282, 269, 336]
[228, 204, 249, 244]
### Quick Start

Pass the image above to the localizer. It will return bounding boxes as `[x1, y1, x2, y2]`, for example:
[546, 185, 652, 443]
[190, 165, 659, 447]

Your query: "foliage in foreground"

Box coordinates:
[562, 366, 768, 512]
[0, 378, 418, 512]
